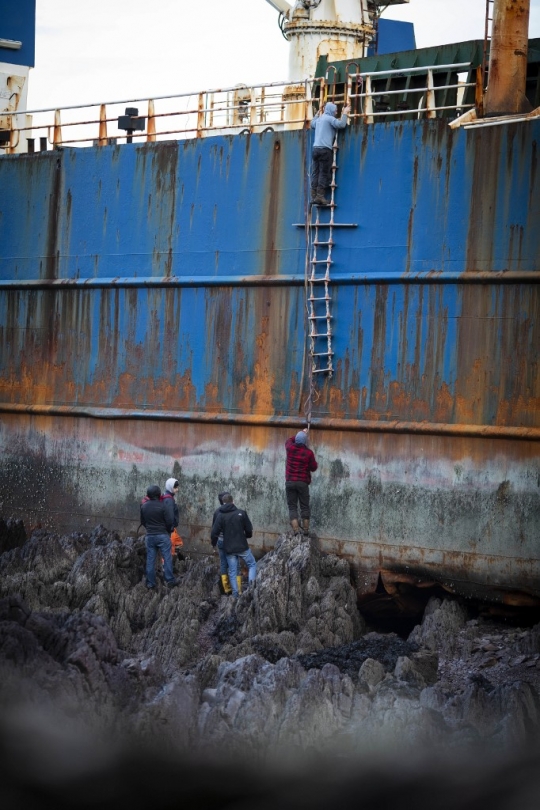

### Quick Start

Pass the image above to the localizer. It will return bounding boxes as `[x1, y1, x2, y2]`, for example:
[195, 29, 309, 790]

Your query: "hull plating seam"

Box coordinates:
[1, 272, 540, 289]
[0, 403, 539, 440]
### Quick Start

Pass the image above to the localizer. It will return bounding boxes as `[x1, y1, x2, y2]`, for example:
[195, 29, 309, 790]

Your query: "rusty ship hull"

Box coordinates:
[1, 104, 539, 604]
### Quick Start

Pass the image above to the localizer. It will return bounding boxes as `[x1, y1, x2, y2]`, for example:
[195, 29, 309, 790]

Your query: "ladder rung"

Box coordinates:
[309, 315, 332, 320]
[310, 332, 332, 338]
[312, 351, 334, 356]
[313, 240, 334, 246]
[293, 223, 357, 228]
[309, 296, 332, 302]
[311, 259, 333, 264]
[310, 277, 330, 283]
[312, 367, 333, 374]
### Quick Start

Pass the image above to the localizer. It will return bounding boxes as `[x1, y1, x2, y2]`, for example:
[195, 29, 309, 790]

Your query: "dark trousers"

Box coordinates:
[286, 480, 311, 520]
[311, 147, 333, 195]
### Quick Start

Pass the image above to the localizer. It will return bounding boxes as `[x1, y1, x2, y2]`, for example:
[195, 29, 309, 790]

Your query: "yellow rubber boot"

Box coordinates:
[236, 575, 243, 595]
[220, 574, 232, 595]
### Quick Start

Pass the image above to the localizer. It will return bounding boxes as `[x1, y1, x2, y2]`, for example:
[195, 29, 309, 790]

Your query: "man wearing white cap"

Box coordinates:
[163, 477, 180, 529]
[285, 428, 318, 536]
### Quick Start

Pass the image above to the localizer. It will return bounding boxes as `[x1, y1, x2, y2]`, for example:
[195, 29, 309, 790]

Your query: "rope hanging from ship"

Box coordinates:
[301, 85, 322, 432]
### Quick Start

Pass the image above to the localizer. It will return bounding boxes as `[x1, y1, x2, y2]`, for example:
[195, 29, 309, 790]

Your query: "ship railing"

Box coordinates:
[347, 63, 476, 123]
[1, 64, 477, 153]
[2, 79, 319, 152]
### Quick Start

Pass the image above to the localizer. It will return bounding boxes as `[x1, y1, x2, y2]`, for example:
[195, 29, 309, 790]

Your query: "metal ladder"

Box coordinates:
[293, 139, 357, 386]
[307, 138, 340, 376]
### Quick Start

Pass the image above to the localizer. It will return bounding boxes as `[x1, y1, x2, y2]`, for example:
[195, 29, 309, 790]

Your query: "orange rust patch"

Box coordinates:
[363, 409, 383, 421]
[434, 382, 453, 423]
[328, 386, 347, 418]
[238, 321, 275, 416]
[204, 382, 220, 410]
[347, 387, 360, 412]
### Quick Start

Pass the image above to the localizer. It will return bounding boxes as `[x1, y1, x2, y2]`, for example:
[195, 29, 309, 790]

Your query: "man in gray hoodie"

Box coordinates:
[310, 101, 350, 206]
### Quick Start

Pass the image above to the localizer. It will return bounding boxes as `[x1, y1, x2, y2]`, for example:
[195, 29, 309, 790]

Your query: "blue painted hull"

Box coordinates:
[1, 119, 539, 602]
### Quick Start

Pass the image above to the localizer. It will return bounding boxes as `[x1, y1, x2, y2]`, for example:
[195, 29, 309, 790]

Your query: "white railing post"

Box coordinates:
[426, 69, 436, 119]
[250, 87, 257, 131]
[259, 86, 266, 124]
[305, 79, 313, 124]
[197, 92, 205, 137]
[147, 100, 156, 142]
[53, 109, 62, 146]
[98, 104, 108, 145]
[6, 117, 20, 154]
[364, 76, 374, 124]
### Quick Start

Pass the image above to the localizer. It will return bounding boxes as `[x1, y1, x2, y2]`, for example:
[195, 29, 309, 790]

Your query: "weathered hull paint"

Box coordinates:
[1, 120, 539, 602]
[0, 414, 538, 601]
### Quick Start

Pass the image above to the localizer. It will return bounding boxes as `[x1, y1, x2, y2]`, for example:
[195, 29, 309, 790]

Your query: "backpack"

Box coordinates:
[140, 492, 174, 506]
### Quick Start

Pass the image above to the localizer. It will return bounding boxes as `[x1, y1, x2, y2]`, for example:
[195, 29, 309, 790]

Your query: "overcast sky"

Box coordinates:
[28, 0, 540, 110]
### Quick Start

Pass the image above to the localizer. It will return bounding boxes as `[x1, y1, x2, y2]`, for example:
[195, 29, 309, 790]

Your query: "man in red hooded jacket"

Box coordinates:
[285, 428, 318, 536]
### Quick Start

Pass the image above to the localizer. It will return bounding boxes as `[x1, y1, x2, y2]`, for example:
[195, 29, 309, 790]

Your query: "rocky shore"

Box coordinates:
[0, 521, 540, 759]
[0, 515, 539, 805]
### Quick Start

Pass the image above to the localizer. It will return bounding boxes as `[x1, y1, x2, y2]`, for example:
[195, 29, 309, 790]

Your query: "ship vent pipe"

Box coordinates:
[484, 0, 532, 115]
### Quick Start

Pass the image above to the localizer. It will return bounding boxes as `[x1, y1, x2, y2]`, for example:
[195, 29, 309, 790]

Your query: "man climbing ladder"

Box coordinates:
[285, 428, 318, 536]
[310, 101, 350, 206]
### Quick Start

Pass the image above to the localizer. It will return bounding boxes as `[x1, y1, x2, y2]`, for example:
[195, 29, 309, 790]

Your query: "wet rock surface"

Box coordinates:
[0, 520, 539, 763]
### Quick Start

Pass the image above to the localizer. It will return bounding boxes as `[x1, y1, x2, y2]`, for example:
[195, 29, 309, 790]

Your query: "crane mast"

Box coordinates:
[264, 0, 410, 80]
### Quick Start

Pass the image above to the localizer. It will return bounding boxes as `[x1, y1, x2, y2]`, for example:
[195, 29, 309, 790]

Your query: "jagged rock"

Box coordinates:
[515, 623, 540, 657]
[358, 657, 385, 689]
[394, 656, 428, 688]
[0, 517, 27, 554]
[0, 530, 91, 611]
[212, 534, 365, 660]
[0, 595, 157, 739]
[198, 653, 356, 757]
[347, 678, 449, 750]
[394, 652, 439, 688]
[419, 676, 540, 747]
[408, 597, 469, 656]
[1, 520, 539, 758]
[132, 672, 201, 753]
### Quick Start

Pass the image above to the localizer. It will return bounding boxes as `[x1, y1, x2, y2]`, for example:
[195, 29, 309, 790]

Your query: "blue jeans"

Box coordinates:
[217, 537, 232, 575]
[145, 533, 174, 587]
[226, 549, 257, 596]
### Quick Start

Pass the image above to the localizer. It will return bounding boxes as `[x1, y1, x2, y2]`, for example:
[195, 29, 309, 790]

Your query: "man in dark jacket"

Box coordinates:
[285, 428, 318, 536]
[211, 493, 256, 598]
[212, 491, 236, 596]
[140, 485, 179, 590]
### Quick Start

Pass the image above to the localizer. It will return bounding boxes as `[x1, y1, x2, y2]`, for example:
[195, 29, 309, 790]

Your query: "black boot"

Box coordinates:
[315, 187, 331, 206]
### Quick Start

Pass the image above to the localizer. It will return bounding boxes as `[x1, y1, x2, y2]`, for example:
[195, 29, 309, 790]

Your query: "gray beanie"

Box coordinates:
[295, 431, 308, 445]
[165, 477, 179, 493]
